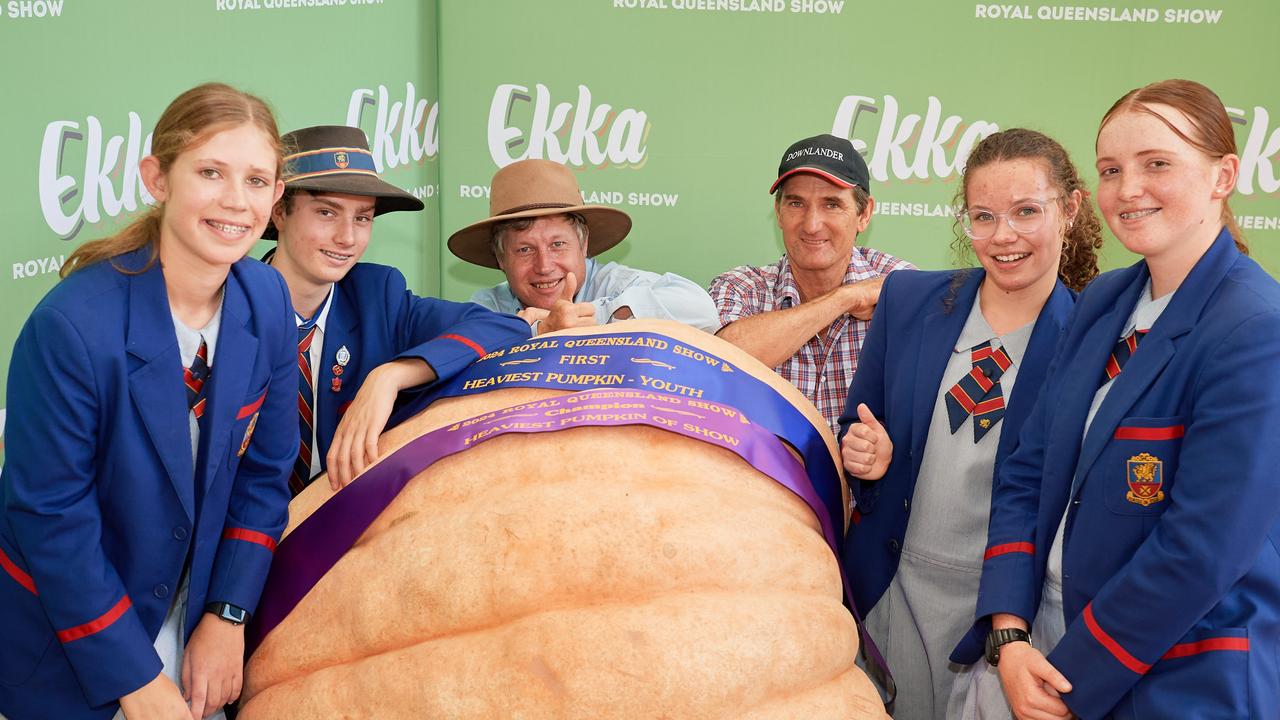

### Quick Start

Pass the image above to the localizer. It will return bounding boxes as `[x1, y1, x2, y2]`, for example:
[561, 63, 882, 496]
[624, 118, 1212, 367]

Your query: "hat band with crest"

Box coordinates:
[285, 147, 378, 183]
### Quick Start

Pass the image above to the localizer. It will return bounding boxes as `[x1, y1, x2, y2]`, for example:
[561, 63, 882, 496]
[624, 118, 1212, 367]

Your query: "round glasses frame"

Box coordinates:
[957, 195, 1064, 240]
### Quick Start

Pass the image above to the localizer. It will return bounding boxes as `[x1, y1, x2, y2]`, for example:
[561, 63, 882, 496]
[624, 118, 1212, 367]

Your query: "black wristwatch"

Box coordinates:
[205, 602, 250, 626]
[985, 627, 1031, 666]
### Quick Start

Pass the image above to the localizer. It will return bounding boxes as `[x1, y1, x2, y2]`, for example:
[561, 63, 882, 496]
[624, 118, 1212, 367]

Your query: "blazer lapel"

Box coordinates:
[1073, 231, 1238, 493]
[125, 261, 195, 520]
[997, 281, 1073, 464]
[200, 269, 258, 495]
[315, 281, 360, 464]
[909, 270, 983, 480]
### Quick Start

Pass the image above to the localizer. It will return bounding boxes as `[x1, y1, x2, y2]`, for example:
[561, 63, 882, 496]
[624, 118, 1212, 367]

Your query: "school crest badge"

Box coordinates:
[334, 151, 349, 169]
[1126, 452, 1164, 506]
[238, 412, 259, 457]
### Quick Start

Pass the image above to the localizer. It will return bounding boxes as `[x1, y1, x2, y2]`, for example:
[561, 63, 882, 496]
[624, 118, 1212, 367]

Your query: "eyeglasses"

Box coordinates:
[957, 196, 1064, 240]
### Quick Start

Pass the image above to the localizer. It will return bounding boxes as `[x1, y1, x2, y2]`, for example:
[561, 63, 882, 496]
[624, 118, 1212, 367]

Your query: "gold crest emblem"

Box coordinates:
[334, 151, 349, 169]
[1126, 452, 1165, 506]
[979, 418, 992, 428]
[238, 412, 259, 457]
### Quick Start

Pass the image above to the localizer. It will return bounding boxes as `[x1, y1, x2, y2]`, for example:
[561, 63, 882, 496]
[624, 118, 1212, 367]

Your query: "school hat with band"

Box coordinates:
[263, 125, 423, 239]
[769, 133, 871, 195]
[447, 158, 632, 269]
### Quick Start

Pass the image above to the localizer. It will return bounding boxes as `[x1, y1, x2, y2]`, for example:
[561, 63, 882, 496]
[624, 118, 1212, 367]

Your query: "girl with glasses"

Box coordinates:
[838, 128, 1101, 719]
[0, 84, 296, 720]
[966, 79, 1280, 719]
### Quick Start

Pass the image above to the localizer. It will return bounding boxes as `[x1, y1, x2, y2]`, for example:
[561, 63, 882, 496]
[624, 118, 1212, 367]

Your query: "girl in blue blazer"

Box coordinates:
[967, 80, 1280, 719]
[0, 84, 296, 719]
[838, 129, 1102, 719]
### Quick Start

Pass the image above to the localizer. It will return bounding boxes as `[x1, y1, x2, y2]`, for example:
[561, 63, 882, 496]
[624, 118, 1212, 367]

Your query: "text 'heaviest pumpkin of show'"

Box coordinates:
[240, 320, 888, 719]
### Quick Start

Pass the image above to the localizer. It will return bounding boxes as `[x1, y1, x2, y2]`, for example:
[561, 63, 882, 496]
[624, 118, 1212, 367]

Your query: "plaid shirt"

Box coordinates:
[710, 247, 914, 434]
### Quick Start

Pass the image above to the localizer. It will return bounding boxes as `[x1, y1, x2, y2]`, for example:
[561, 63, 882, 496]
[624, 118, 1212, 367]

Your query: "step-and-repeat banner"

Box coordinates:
[1, 1, 1277, 465]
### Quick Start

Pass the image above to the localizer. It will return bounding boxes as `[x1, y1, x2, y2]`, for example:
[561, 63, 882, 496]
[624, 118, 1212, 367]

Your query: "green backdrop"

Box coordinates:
[2, 0, 1277, 465]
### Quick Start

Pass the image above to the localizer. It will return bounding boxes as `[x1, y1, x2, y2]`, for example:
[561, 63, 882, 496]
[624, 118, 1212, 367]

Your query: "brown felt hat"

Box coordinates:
[264, 125, 423, 240]
[447, 159, 632, 269]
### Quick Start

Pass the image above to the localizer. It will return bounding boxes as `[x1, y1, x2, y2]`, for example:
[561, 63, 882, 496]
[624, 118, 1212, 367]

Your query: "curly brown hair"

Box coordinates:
[951, 128, 1103, 292]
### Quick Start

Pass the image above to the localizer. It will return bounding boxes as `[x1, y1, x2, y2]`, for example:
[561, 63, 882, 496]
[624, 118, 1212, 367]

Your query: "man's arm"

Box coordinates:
[715, 277, 885, 369]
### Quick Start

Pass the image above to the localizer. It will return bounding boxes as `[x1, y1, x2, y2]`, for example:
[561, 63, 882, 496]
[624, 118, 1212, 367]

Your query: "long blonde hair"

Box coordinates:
[61, 83, 284, 277]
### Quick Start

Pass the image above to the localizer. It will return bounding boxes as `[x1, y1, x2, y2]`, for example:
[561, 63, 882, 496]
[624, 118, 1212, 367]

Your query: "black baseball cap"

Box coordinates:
[769, 133, 871, 195]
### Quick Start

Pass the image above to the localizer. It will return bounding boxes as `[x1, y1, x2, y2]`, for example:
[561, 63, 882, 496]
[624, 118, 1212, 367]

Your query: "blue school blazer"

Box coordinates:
[838, 268, 1075, 618]
[306, 262, 530, 469]
[0, 248, 296, 719]
[960, 229, 1280, 719]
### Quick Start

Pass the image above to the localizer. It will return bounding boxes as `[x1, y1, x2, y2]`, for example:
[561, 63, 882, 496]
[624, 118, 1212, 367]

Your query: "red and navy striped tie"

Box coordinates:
[944, 340, 1012, 443]
[1102, 329, 1147, 386]
[291, 322, 319, 496]
[184, 339, 209, 422]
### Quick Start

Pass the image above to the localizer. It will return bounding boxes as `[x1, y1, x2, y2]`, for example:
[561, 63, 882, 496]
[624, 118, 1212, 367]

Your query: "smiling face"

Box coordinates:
[144, 123, 283, 272]
[271, 191, 376, 298]
[1095, 105, 1237, 263]
[776, 174, 871, 277]
[964, 158, 1077, 297]
[496, 215, 588, 310]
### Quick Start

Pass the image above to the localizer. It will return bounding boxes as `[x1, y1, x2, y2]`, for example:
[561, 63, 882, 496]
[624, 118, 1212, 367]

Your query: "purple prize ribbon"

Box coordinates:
[388, 330, 845, 540]
[247, 388, 890, 687]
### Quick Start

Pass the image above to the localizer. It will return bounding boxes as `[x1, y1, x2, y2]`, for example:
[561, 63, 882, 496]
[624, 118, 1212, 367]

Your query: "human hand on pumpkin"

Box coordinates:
[541, 272, 597, 333]
[328, 358, 437, 491]
[841, 403, 892, 480]
[181, 613, 245, 719]
[118, 672, 189, 719]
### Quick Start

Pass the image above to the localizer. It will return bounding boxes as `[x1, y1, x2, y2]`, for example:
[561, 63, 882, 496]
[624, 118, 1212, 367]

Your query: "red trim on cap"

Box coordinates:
[441, 333, 486, 359]
[1084, 603, 1151, 674]
[984, 542, 1034, 560]
[57, 595, 131, 643]
[769, 167, 857, 194]
[238, 391, 267, 420]
[1162, 637, 1249, 659]
[223, 528, 278, 553]
[0, 547, 37, 595]
[1114, 425, 1185, 441]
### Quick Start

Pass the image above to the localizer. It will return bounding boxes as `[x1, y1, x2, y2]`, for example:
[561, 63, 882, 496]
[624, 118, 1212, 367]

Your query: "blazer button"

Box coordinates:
[153, 583, 170, 599]
[903, 499, 910, 512]
[173, 526, 188, 540]
[888, 539, 901, 553]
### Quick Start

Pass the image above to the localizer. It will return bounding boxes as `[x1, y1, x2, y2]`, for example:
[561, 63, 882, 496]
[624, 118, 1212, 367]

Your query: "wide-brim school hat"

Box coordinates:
[263, 125, 423, 239]
[447, 158, 632, 269]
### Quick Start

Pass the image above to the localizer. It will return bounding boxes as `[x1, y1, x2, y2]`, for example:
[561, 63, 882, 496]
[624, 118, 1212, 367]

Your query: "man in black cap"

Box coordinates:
[265, 125, 529, 492]
[710, 134, 914, 433]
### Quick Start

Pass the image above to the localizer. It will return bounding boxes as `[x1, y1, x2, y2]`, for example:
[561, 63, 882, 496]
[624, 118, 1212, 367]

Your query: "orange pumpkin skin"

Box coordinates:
[241, 321, 887, 719]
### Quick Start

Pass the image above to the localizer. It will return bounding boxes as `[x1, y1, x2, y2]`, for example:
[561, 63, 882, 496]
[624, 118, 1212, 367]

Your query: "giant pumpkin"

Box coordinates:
[240, 320, 887, 719]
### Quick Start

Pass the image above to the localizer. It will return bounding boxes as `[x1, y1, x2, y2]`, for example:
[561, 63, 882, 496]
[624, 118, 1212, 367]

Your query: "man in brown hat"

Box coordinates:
[450, 159, 719, 334]
[266, 125, 529, 491]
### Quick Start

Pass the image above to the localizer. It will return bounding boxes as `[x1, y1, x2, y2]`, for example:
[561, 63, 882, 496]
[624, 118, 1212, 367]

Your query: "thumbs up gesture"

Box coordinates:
[841, 403, 893, 480]
[542, 271, 598, 333]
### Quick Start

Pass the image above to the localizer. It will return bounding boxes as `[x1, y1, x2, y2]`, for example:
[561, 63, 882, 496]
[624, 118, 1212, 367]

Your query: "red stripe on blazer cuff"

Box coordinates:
[1162, 637, 1250, 659]
[237, 391, 268, 420]
[57, 595, 132, 643]
[440, 333, 486, 358]
[983, 542, 1035, 560]
[1083, 603, 1151, 674]
[223, 528, 278, 553]
[0, 547, 37, 595]
[1113, 425, 1185, 441]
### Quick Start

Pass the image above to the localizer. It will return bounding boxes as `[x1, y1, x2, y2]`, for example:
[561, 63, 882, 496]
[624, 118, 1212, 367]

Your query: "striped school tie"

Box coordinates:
[291, 322, 319, 496]
[1102, 329, 1147, 386]
[944, 340, 1012, 443]
[185, 339, 209, 421]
